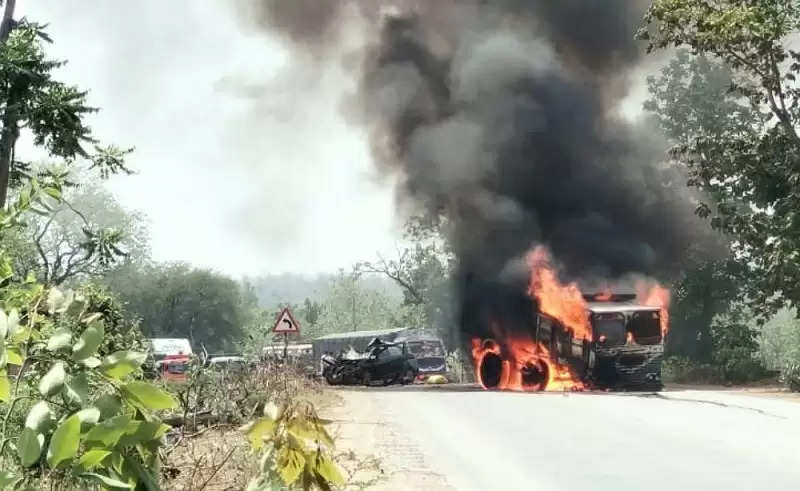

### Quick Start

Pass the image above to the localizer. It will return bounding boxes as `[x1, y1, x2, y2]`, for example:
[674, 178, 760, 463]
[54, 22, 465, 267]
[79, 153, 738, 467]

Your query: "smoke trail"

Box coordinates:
[235, 1, 714, 338]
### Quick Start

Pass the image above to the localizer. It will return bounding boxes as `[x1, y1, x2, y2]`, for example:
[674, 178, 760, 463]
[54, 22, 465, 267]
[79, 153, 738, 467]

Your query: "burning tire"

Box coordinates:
[478, 352, 504, 389]
[520, 359, 549, 391]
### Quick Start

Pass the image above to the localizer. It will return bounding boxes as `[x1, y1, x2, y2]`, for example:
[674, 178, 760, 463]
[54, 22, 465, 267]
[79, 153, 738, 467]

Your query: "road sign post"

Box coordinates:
[271, 308, 300, 361]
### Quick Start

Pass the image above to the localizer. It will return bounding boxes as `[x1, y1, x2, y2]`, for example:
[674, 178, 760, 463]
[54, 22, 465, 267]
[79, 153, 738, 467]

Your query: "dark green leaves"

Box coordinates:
[18, 428, 44, 467]
[85, 415, 131, 447]
[121, 382, 177, 411]
[63, 372, 89, 406]
[39, 362, 66, 397]
[79, 472, 133, 489]
[101, 351, 146, 380]
[72, 320, 104, 361]
[47, 327, 73, 351]
[47, 413, 81, 468]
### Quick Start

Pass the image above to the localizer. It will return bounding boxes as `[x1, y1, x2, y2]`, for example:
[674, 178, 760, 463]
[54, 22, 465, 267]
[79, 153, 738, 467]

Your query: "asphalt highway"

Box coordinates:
[334, 386, 800, 490]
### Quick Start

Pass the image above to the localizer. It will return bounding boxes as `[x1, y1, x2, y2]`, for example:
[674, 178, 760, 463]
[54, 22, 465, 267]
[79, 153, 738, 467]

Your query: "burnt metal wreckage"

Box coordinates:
[320, 337, 420, 387]
[475, 293, 664, 392]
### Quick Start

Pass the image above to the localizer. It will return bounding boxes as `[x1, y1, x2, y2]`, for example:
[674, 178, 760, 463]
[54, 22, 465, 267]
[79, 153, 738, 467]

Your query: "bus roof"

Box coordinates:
[313, 328, 406, 342]
[586, 302, 661, 314]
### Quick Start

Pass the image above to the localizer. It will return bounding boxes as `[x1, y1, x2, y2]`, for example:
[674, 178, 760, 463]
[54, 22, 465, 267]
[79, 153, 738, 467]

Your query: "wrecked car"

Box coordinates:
[323, 338, 419, 386]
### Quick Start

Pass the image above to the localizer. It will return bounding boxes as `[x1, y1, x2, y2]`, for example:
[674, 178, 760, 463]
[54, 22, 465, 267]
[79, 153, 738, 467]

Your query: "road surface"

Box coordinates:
[328, 385, 800, 491]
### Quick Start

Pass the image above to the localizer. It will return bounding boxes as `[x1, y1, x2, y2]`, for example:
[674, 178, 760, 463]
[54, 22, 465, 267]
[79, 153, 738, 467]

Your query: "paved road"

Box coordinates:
[331, 386, 800, 491]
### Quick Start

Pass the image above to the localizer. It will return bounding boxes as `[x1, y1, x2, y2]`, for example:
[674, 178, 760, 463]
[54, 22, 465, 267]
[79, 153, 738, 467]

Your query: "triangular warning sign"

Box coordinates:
[272, 308, 300, 333]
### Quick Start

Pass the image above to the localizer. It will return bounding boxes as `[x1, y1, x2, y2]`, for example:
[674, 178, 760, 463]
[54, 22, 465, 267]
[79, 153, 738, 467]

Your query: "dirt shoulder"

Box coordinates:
[664, 383, 800, 403]
[321, 388, 455, 491]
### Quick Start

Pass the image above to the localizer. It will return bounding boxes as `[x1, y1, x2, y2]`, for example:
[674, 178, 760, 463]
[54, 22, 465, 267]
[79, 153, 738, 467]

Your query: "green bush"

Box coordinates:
[780, 363, 800, 392]
[662, 356, 722, 384]
[711, 308, 767, 384]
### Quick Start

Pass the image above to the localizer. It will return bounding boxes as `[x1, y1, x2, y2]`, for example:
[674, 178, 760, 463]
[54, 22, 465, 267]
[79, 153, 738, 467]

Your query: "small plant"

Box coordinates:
[780, 362, 800, 392]
[241, 399, 345, 490]
[0, 286, 178, 489]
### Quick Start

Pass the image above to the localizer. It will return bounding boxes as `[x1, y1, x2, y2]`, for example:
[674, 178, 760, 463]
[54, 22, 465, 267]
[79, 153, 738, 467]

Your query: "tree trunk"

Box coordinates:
[0, 0, 18, 209]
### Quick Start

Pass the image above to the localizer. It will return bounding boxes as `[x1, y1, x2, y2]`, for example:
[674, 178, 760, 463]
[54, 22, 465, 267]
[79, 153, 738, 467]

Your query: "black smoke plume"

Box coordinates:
[237, 1, 714, 339]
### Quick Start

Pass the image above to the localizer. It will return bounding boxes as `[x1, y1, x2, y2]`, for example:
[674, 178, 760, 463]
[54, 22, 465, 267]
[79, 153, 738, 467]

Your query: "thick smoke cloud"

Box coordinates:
[237, 1, 714, 338]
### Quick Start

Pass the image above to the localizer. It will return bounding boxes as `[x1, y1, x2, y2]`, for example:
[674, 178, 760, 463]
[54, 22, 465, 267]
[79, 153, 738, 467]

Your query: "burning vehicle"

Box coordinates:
[588, 295, 665, 389]
[470, 247, 669, 392]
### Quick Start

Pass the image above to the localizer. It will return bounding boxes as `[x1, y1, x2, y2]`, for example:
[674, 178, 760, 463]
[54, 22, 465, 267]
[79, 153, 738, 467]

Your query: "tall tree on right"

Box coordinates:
[639, 1, 800, 319]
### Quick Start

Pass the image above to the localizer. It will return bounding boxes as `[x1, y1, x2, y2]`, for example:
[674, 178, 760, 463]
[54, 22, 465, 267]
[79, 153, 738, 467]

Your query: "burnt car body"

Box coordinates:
[323, 340, 419, 386]
[394, 331, 447, 379]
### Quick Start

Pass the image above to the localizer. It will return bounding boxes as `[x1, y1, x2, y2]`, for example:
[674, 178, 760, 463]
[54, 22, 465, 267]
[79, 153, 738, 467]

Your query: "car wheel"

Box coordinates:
[362, 371, 371, 387]
[402, 369, 415, 385]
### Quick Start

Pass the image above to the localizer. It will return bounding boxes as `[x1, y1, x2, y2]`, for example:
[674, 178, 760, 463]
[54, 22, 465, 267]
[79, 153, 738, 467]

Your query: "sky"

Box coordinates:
[16, 0, 401, 277]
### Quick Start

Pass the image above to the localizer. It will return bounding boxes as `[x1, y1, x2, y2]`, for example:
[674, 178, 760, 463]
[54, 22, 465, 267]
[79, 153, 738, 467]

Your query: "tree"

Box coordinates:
[311, 271, 404, 339]
[26, 181, 147, 285]
[643, 50, 753, 360]
[102, 263, 249, 352]
[355, 215, 455, 340]
[638, 0, 800, 318]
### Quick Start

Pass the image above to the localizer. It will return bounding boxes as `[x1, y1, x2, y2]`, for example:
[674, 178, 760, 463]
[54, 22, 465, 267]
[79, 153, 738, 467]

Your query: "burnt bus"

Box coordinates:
[535, 294, 664, 390]
[586, 298, 664, 389]
[475, 295, 664, 391]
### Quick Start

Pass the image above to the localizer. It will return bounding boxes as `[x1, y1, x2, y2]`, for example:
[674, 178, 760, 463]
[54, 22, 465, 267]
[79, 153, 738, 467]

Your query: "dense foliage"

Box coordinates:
[639, 0, 800, 319]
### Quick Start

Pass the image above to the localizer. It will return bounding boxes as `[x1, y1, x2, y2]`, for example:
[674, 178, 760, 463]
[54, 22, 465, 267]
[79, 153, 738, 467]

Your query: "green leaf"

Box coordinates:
[0, 372, 8, 402]
[241, 417, 275, 450]
[47, 413, 81, 468]
[44, 186, 62, 200]
[79, 473, 133, 489]
[47, 327, 73, 351]
[75, 407, 101, 430]
[39, 362, 67, 397]
[289, 419, 334, 447]
[0, 471, 21, 490]
[6, 347, 23, 366]
[63, 372, 90, 406]
[17, 427, 44, 467]
[0, 309, 7, 339]
[72, 320, 104, 361]
[101, 351, 147, 380]
[85, 415, 131, 447]
[277, 446, 306, 485]
[117, 421, 171, 447]
[121, 382, 177, 410]
[122, 454, 162, 491]
[7, 309, 19, 337]
[77, 449, 112, 471]
[95, 393, 122, 420]
[315, 453, 345, 486]
[25, 401, 53, 432]
[0, 346, 6, 370]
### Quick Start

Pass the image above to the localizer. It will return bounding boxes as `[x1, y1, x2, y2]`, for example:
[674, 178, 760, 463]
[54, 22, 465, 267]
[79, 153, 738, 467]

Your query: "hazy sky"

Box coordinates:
[16, 0, 401, 277]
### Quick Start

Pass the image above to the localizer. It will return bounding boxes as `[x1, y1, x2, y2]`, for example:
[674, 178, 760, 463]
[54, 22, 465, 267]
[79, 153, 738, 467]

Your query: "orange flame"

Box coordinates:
[635, 281, 670, 338]
[526, 246, 592, 341]
[471, 328, 584, 392]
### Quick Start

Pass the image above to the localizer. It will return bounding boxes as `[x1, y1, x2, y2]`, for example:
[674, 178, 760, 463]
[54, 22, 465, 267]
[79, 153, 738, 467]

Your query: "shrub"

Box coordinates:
[662, 356, 721, 384]
[780, 362, 800, 392]
[0, 287, 178, 489]
[711, 307, 767, 383]
[241, 400, 345, 490]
